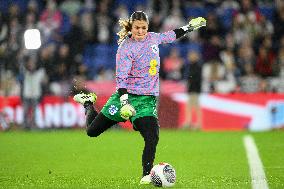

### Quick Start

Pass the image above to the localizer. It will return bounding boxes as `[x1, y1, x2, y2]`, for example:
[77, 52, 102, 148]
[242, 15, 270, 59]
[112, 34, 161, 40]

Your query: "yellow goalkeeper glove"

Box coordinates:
[188, 17, 206, 31]
[120, 94, 136, 120]
[120, 104, 136, 120]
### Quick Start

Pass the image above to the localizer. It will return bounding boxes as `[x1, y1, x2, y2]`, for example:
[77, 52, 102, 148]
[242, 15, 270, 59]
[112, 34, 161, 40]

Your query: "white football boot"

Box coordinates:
[139, 174, 151, 185]
[73, 93, 97, 105]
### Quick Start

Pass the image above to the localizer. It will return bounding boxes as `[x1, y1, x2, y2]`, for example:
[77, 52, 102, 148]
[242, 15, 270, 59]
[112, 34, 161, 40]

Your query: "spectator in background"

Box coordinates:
[38, 0, 63, 42]
[148, 13, 162, 32]
[77, 63, 88, 77]
[146, 0, 169, 33]
[199, 11, 225, 40]
[57, 44, 72, 75]
[273, 2, 284, 49]
[38, 43, 56, 94]
[24, 12, 37, 30]
[275, 46, 284, 78]
[26, 0, 40, 20]
[60, 0, 82, 17]
[202, 35, 222, 63]
[236, 37, 255, 76]
[202, 60, 226, 93]
[0, 14, 8, 95]
[0, 70, 20, 96]
[80, 11, 95, 43]
[183, 50, 202, 129]
[64, 14, 84, 69]
[5, 17, 22, 75]
[232, 0, 259, 45]
[8, 17, 22, 40]
[75, 0, 95, 18]
[261, 34, 274, 50]
[220, 0, 240, 10]
[49, 44, 71, 97]
[146, 0, 169, 22]
[237, 0, 260, 23]
[239, 63, 261, 93]
[232, 0, 262, 45]
[162, 9, 186, 32]
[70, 75, 89, 96]
[269, 46, 284, 93]
[231, 12, 251, 45]
[255, 14, 273, 39]
[94, 1, 115, 44]
[202, 35, 225, 92]
[7, 4, 22, 23]
[113, 3, 129, 38]
[21, 56, 47, 129]
[0, 13, 8, 45]
[223, 31, 236, 51]
[114, 4, 129, 20]
[94, 66, 115, 81]
[69, 62, 90, 96]
[204, 0, 221, 9]
[134, 3, 147, 14]
[278, 36, 284, 51]
[161, 47, 184, 81]
[217, 48, 237, 93]
[255, 45, 276, 78]
[0, 12, 8, 77]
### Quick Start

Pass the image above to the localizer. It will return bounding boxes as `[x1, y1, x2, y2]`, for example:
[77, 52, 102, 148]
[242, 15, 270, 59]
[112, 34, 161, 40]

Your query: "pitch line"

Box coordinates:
[244, 135, 269, 189]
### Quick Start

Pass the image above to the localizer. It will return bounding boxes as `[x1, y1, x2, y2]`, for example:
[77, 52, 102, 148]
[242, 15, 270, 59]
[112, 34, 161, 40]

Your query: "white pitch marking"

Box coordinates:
[244, 135, 269, 189]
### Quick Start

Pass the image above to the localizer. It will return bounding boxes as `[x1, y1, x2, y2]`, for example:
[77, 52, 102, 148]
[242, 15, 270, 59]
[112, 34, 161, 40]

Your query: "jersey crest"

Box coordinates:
[151, 45, 158, 54]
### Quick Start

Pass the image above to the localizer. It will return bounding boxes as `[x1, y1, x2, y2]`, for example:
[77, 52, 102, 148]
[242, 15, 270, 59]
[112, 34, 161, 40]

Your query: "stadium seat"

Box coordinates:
[93, 44, 110, 57]
[178, 43, 202, 59]
[0, 0, 45, 14]
[60, 13, 71, 35]
[159, 44, 172, 60]
[115, 0, 147, 12]
[220, 8, 235, 30]
[185, 7, 207, 18]
[83, 44, 118, 77]
[0, 0, 10, 14]
[259, 6, 274, 21]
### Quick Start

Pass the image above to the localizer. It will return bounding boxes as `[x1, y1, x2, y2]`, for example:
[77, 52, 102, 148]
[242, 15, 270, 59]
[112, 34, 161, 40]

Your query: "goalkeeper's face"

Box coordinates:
[131, 20, 148, 41]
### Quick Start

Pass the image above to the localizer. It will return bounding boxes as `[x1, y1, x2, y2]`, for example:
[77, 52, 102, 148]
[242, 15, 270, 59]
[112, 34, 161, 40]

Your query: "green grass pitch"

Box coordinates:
[0, 129, 283, 188]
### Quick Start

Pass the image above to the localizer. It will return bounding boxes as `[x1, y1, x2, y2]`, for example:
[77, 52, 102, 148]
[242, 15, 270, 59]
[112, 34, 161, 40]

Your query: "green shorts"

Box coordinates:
[101, 92, 158, 123]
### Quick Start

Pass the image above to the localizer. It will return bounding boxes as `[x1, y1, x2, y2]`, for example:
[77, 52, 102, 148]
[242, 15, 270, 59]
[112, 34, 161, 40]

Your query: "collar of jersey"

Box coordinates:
[131, 33, 148, 42]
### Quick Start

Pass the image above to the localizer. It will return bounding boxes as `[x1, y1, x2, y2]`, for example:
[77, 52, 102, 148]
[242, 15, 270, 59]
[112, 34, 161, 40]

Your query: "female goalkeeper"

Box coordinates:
[74, 11, 206, 185]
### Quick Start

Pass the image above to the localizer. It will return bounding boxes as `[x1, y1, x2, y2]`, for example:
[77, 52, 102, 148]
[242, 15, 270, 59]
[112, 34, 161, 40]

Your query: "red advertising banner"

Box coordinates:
[175, 93, 284, 131]
[1, 80, 284, 131]
[0, 96, 86, 129]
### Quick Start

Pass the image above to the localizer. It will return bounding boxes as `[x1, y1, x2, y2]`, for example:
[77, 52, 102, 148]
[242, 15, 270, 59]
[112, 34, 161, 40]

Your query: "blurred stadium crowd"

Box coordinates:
[0, 0, 283, 97]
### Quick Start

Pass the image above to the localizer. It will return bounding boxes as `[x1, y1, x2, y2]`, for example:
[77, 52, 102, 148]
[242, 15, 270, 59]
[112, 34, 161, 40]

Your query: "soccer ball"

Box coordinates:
[150, 162, 176, 187]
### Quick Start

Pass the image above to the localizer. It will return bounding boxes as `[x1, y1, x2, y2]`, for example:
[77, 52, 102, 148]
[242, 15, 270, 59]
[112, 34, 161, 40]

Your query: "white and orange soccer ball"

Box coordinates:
[150, 162, 176, 187]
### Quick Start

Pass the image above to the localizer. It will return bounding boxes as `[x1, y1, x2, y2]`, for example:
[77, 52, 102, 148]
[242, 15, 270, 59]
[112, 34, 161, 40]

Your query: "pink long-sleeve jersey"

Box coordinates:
[116, 31, 176, 96]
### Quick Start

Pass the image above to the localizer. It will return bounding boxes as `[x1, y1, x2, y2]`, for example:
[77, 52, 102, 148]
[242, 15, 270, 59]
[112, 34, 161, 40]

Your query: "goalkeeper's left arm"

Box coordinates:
[174, 17, 206, 39]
